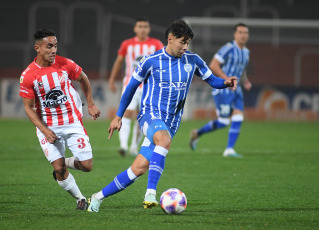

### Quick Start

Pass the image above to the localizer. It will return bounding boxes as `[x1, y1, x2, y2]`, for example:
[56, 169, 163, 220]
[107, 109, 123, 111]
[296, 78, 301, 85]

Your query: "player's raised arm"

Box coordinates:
[76, 71, 101, 120]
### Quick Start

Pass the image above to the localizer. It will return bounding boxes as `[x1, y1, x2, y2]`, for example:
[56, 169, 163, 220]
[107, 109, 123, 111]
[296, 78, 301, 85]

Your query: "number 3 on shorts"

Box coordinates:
[77, 138, 86, 149]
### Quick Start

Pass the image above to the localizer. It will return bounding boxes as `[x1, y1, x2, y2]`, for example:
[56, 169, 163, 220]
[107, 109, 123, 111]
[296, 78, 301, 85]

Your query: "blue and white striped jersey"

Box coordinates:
[132, 48, 216, 134]
[214, 40, 250, 80]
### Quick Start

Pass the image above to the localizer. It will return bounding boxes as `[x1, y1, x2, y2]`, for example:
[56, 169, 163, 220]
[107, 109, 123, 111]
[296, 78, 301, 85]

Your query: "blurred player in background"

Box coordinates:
[108, 18, 164, 157]
[19, 29, 100, 210]
[190, 23, 252, 158]
[87, 19, 238, 212]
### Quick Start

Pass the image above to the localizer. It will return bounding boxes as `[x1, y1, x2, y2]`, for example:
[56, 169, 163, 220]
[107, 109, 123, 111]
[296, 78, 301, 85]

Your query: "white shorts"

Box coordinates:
[36, 120, 92, 163]
[122, 84, 143, 111]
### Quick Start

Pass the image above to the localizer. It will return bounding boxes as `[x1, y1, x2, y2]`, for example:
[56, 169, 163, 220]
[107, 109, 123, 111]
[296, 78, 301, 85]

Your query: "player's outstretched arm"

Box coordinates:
[22, 97, 58, 143]
[77, 71, 101, 120]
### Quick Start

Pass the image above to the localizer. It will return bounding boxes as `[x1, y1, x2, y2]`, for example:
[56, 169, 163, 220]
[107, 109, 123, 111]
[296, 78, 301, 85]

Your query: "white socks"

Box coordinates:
[119, 117, 131, 150]
[57, 172, 85, 201]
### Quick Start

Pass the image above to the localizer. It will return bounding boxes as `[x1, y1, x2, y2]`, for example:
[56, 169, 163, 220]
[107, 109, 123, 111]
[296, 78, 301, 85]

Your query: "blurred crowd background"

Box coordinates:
[1, 0, 318, 120]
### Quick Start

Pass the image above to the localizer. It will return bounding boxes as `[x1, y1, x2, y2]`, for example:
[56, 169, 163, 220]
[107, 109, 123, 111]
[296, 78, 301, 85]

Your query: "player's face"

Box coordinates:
[35, 36, 58, 65]
[234, 26, 249, 47]
[134, 21, 150, 40]
[167, 35, 191, 58]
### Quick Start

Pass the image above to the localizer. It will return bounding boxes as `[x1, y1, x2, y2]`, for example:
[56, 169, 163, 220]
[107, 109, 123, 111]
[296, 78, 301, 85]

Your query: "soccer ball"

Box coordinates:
[160, 188, 187, 214]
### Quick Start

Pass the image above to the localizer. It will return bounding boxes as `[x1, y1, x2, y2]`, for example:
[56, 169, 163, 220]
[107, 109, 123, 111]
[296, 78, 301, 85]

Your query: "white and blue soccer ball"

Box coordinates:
[160, 188, 187, 214]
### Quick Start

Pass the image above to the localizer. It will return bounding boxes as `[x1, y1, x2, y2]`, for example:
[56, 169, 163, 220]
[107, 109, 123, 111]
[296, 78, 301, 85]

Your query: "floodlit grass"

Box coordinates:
[0, 119, 318, 229]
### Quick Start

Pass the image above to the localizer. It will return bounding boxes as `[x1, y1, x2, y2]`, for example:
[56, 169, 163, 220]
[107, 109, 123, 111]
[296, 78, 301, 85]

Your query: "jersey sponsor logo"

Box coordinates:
[43, 89, 67, 108]
[159, 82, 187, 91]
[184, 64, 192, 73]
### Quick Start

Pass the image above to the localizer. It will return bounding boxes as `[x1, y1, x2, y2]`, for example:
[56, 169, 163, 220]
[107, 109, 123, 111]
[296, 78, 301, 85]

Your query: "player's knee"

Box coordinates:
[231, 113, 244, 122]
[79, 160, 92, 172]
[153, 132, 172, 149]
[218, 117, 231, 126]
[131, 164, 148, 176]
[54, 165, 67, 177]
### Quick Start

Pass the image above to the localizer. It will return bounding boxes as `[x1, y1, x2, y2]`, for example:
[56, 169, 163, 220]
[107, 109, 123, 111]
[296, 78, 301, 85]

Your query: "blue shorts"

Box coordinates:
[212, 86, 244, 118]
[137, 111, 174, 161]
[138, 111, 173, 142]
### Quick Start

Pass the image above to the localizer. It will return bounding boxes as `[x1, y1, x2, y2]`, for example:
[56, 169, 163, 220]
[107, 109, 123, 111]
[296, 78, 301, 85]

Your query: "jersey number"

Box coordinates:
[77, 138, 86, 149]
[220, 104, 231, 116]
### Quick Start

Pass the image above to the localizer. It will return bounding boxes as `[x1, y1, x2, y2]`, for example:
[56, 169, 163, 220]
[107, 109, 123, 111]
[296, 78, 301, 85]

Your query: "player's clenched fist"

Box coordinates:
[224, 76, 238, 90]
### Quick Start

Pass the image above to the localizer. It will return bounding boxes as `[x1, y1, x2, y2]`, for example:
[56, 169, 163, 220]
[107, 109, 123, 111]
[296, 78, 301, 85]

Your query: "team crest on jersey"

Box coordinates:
[58, 74, 65, 83]
[20, 76, 24, 83]
[38, 81, 44, 89]
[184, 64, 192, 73]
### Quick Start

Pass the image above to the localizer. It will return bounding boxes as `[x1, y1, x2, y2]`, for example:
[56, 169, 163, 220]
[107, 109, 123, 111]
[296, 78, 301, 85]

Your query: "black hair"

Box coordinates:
[234, 23, 248, 31]
[165, 19, 194, 41]
[33, 29, 56, 41]
[135, 18, 149, 24]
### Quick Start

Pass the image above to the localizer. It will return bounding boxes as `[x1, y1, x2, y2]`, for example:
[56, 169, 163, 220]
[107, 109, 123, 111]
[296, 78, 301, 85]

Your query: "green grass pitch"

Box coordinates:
[0, 119, 318, 229]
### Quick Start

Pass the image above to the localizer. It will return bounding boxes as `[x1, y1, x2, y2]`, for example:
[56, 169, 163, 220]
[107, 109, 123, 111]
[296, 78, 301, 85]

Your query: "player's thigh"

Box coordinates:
[36, 128, 66, 163]
[64, 123, 93, 161]
[233, 91, 244, 112]
[138, 112, 171, 144]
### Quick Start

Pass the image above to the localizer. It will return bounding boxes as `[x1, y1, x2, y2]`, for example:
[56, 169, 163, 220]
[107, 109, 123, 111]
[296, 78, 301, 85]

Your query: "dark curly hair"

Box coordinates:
[33, 29, 56, 41]
[165, 19, 194, 42]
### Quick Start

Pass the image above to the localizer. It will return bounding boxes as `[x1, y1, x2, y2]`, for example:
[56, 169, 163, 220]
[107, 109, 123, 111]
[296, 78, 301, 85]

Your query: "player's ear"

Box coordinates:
[34, 44, 40, 53]
[167, 33, 174, 44]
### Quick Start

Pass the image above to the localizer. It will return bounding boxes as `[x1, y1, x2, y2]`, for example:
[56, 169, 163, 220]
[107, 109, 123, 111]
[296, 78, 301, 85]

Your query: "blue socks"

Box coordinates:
[102, 167, 137, 198]
[197, 119, 228, 136]
[147, 146, 168, 192]
[227, 121, 242, 149]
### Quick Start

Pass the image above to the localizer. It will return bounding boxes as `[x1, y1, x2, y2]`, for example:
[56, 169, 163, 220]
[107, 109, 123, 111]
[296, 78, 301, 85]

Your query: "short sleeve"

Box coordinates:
[117, 40, 128, 57]
[65, 58, 83, 80]
[132, 55, 152, 82]
[194, 55, 213, 80]
[215, 42, 233, 64]
[19, 73, 35, 99]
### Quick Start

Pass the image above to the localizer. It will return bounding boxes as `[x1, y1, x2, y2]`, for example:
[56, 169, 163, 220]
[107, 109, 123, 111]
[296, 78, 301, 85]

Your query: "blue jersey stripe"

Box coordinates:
[134, 48, 218, 136]
[217, 40, 249, 80]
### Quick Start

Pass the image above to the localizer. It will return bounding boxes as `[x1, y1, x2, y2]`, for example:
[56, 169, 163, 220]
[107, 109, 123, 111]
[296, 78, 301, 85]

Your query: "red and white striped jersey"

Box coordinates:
[118, 36, 164, 88]
[19, 55, 83, 127]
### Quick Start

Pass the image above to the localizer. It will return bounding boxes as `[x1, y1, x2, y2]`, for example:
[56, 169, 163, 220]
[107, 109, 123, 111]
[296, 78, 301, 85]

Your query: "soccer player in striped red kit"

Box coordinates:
[19, 29, 100, 210]
[108, 18, 164, 157]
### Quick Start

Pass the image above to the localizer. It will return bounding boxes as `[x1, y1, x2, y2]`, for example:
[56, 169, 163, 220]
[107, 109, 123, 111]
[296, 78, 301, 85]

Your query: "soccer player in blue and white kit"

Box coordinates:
[87, 20, 238, 212]
[190, 23, 252, 158]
